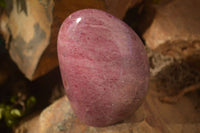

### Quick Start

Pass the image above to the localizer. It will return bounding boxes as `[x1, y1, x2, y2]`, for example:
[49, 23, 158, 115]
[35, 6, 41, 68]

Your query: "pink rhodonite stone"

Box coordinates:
[57, 9, 149, 127]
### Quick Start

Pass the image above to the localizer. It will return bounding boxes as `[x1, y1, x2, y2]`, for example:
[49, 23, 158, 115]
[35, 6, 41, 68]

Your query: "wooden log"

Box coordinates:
[0, 0, 141, 80]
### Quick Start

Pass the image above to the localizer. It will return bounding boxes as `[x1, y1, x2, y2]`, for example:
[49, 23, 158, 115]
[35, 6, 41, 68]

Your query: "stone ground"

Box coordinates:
[14, 77, 200, 133]
[0, 0, 200, 132]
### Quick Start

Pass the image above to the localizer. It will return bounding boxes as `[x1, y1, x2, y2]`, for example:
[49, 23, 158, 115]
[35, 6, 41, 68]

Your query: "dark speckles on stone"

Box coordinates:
[12, 23, 46, 65]
[28, 23, 46, 48]
[12, 35, 26, 62]
[5, 0, 28, 16]
[16, 0, 28, 16]
[38, 0, 53, 22]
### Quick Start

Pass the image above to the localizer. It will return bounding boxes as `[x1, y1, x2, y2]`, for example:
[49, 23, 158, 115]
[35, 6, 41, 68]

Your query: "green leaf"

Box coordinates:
[0, 108, 3, 119]
[4, 106, 12, 119]
[6, 119, 15, 127]
[10, 95, 18, 104]
[0, 104, 5, 119]
[10, 109, 22, 117]
[26, 96, 36, 110]
[4, 106, 15, 127]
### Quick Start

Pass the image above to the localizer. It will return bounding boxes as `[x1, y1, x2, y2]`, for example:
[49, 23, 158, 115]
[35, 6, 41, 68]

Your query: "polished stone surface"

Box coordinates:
[57, 9, 149, 127]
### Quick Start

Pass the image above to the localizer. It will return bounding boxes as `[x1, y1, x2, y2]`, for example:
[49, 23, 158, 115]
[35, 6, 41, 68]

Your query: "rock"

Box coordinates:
[0, 0, 141, 80]
[14, 79, 200, 133]
[1, 0, 54, 80]
[147, 47, 175, 76]
[105, 0, 142, 19]
[148, 47, 200, 93]
[141, 0, 200, 83]
[57, 9, 149, 127]
[143, 0, 200, 55]
[14, 115, 40, 133]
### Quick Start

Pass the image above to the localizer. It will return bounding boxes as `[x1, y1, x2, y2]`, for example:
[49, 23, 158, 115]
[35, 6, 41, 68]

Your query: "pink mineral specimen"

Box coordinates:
[57, 9, 149, 127]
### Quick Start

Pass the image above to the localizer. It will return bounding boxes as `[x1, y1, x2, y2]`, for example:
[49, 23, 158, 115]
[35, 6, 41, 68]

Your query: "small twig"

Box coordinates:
[160, 83, 200, 103]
